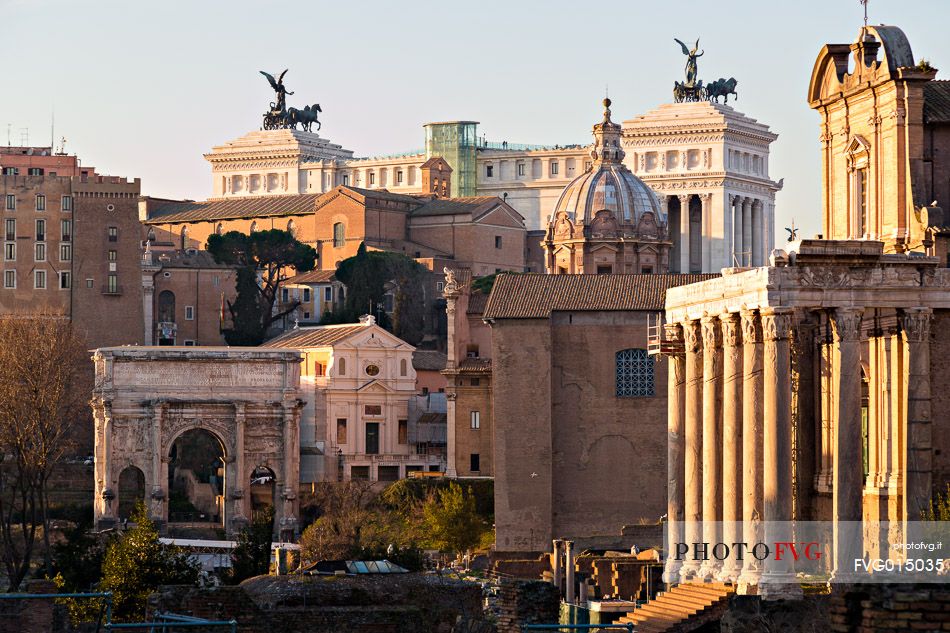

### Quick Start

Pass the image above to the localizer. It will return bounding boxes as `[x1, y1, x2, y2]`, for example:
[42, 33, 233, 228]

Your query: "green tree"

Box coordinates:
[421, 483, 485, 557]
[330, 244, 429, 344]
[207, 229, 317, 345]
[51, 521, 110, 593]
[98, 503, 199, 621]
[228, 506, 274, 584]
[923, 483, 950, 520]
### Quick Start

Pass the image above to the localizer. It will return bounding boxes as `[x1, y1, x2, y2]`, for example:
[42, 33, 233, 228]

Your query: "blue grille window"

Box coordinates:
[616, 348, 655, 397]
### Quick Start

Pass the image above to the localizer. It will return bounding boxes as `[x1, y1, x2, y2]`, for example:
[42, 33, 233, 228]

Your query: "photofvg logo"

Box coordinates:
[663, 521, 950, 583]
[672, 541, 823, 562]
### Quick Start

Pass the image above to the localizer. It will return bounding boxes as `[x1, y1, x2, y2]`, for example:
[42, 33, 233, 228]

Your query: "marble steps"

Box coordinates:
[615, 581, 735, 633]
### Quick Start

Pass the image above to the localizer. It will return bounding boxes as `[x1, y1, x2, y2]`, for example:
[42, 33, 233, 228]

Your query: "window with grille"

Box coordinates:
[616, 348, 655, 397]
[61, 196, 72, 212]
[4, 195, 13, 210]
[35, 195, 45, 211]
[4, 219, 13, 242]
[60, 243, 71, 261]
[34, 270, 46, 289]
[3, 243, 13, 261]
[3, 270, 14, 289]
[61, 219, 71, 241]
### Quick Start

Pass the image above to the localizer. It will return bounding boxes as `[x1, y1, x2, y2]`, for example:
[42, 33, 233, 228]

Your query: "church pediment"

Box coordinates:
[357, 380, 395, 394]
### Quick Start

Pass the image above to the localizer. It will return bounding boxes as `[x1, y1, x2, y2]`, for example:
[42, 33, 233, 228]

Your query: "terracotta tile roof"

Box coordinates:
[410, 196, 500, 218]
[466, 292, 489, 316]
[412, 350, 447, 371]
[288, 270, 337, 284]
[152, 249, 232, 269]
[336, 186, 421, 205]
[458, 358, 492, 372]
[146, 194, 322, 224]
[483, 273, 721, 319]
[925, 81, 950, 124]
[420, 157, 452, 171]
[265, 324, 367, 348]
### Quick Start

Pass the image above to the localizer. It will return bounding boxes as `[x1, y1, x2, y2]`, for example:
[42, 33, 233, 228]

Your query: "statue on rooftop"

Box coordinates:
[259, 69, 322, 132]
[674, 38, 704, 88]
[261, 69, 294, 113]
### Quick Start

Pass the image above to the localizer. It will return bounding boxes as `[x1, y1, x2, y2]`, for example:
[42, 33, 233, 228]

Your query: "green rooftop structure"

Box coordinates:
[423, 121, 478, 197]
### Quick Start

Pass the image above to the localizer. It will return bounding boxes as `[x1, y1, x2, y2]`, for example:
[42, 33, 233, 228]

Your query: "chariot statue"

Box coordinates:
[671, 37, 739, 105]
[260, 69, 322, 132]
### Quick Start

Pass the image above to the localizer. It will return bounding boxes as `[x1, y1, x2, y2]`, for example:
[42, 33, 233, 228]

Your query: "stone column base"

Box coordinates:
[96, 517, 116, 532]
[758, 574, 803, 600]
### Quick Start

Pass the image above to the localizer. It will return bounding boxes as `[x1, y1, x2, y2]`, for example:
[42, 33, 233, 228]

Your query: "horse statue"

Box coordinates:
[287, 104, 322, 132]
[706, 77, 738, 104]
[674, 79, 705, 103]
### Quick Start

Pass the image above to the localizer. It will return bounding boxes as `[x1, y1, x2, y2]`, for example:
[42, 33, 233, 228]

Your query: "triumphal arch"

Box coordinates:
[91, 347, 304, 539]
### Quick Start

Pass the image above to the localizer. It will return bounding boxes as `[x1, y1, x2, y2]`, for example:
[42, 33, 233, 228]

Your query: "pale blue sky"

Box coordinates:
[3, 0, 948, 240]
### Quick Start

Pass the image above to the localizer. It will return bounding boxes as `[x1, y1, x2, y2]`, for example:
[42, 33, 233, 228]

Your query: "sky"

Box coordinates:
[2, 0, 948, 242]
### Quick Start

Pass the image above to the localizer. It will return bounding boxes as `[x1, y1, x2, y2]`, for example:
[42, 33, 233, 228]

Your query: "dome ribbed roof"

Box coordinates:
[552, 98, 663, 226]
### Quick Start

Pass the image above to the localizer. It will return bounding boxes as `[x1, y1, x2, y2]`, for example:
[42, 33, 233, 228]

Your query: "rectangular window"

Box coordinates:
[436, 281, 444, 292]
[470, 453, 480, 472]
[281, 288, 289, 303]
[470, 411, 480, 430]
[185, 305, 194, 320]
[61, 219, 71, 241]
[61, 196, 72, 212]
[27, 168, 42, 176]
[495, 235, 502, 249]
[396, 170, 403, 184]
[550, 161, 559, 175]
[35, 219, 45, 241]
[364, 404, 382, 416]
[485, 164, 493, 178]
[108, 226, 117, 242]
[3, 270, 14, 289]
[34, 243, 45, 261]
[4, 195, 13, 210]
[59, 271, 70, 289]
[517, 162, 525, 177]
[183, 340, 195, 346]
[4, 219, 13, 242]
[342, 174, 349, 186]
[34, 270, 46, 289]
[336, 418, 347, 444]
[108, 249, 117, 262]
[107, 273, 118, 294]
[4, 243, 13, 261]
[858, 168, 868, 237]
[60, 243, 71, 261]
[365, 422, 380, 455]
[2, 167, 17, 176]
[398, 419, 408, 444]
[616, 348, 656, 397]
[35, 195, 45, 211]
[350, 465, 370, 481]
[324, 287, 331, 302]
[369, 172, 375, 185]
[333, 222, 345, 248]
[303, 288, 311, 302]
[85, 278, 94, 288]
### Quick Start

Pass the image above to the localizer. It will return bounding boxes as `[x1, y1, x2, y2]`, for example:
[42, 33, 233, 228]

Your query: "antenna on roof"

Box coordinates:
[860, 0, 869, 26]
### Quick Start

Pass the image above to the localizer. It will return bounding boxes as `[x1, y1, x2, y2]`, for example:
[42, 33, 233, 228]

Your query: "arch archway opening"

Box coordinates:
[167, 429, 226, 528]
[249, 465, 277, 516]
[117, 465, 146, 520]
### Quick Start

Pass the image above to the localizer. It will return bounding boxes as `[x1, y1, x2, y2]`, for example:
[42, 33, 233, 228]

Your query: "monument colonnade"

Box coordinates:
[661, 301, 932, 597]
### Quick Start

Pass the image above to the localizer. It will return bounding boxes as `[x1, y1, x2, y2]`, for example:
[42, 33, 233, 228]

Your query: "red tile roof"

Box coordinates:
[410, 197, 501, 218]
[483, 273, 720, 319]
[458, 358, 492, 372]
[412, 350, 447, 371]
[146, 194, 322, 224]
[466, 293, 489, 316]
[266, 324, 367, 348]
[925, 81, 950, 124]
[288, 270, 337, 284]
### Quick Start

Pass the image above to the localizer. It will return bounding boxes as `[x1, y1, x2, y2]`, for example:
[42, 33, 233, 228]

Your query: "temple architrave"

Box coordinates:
[91, 347, 304, 539]
[659, 25, 950, 599]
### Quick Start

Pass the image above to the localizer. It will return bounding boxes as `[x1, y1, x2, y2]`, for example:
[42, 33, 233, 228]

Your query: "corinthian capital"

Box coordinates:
[740, 309, 760, 344]
[829, 307, 864, 342]
[701, 315, 722, 349]
[720, 312, 742, 348]
[683, 320, 702, 354]
[899, 307, 932, 343]
[761, 307, 794, 342]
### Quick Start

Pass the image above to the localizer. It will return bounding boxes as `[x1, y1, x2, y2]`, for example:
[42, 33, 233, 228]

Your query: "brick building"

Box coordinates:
[483, 273, 715, 553]
[443, 268, 494, 478]
[0, 147, 143, 349]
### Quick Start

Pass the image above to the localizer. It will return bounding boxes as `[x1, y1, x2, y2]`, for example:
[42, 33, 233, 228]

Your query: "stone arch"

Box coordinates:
[249, 464, 277, 517]
[117, 465, 146, 520]
[167, 427, 228, 528]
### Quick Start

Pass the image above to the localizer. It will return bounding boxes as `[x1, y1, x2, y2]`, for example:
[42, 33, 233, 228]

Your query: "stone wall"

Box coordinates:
[495, 580, 559, 633]
[149, 574, 486, 633]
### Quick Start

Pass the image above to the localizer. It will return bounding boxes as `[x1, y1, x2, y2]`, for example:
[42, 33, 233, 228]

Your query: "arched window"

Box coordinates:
[157, 290, 176, 322]
[333, 222, 345, 248]
[616, 348, 654, 397]
[338, 356, 346, 376]
[400, 358, 407, 377]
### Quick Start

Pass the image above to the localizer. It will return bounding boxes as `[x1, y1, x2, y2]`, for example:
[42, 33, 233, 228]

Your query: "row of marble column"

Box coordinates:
[730, 196, 766, 268]
[663, 306, 877, 597]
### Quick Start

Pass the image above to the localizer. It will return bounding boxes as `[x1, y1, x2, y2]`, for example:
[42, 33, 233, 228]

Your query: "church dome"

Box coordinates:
[551, 99, 663, 226]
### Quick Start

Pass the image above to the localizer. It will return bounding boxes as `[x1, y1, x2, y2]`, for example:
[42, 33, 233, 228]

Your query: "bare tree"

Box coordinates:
[0, 313, 90, 590]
